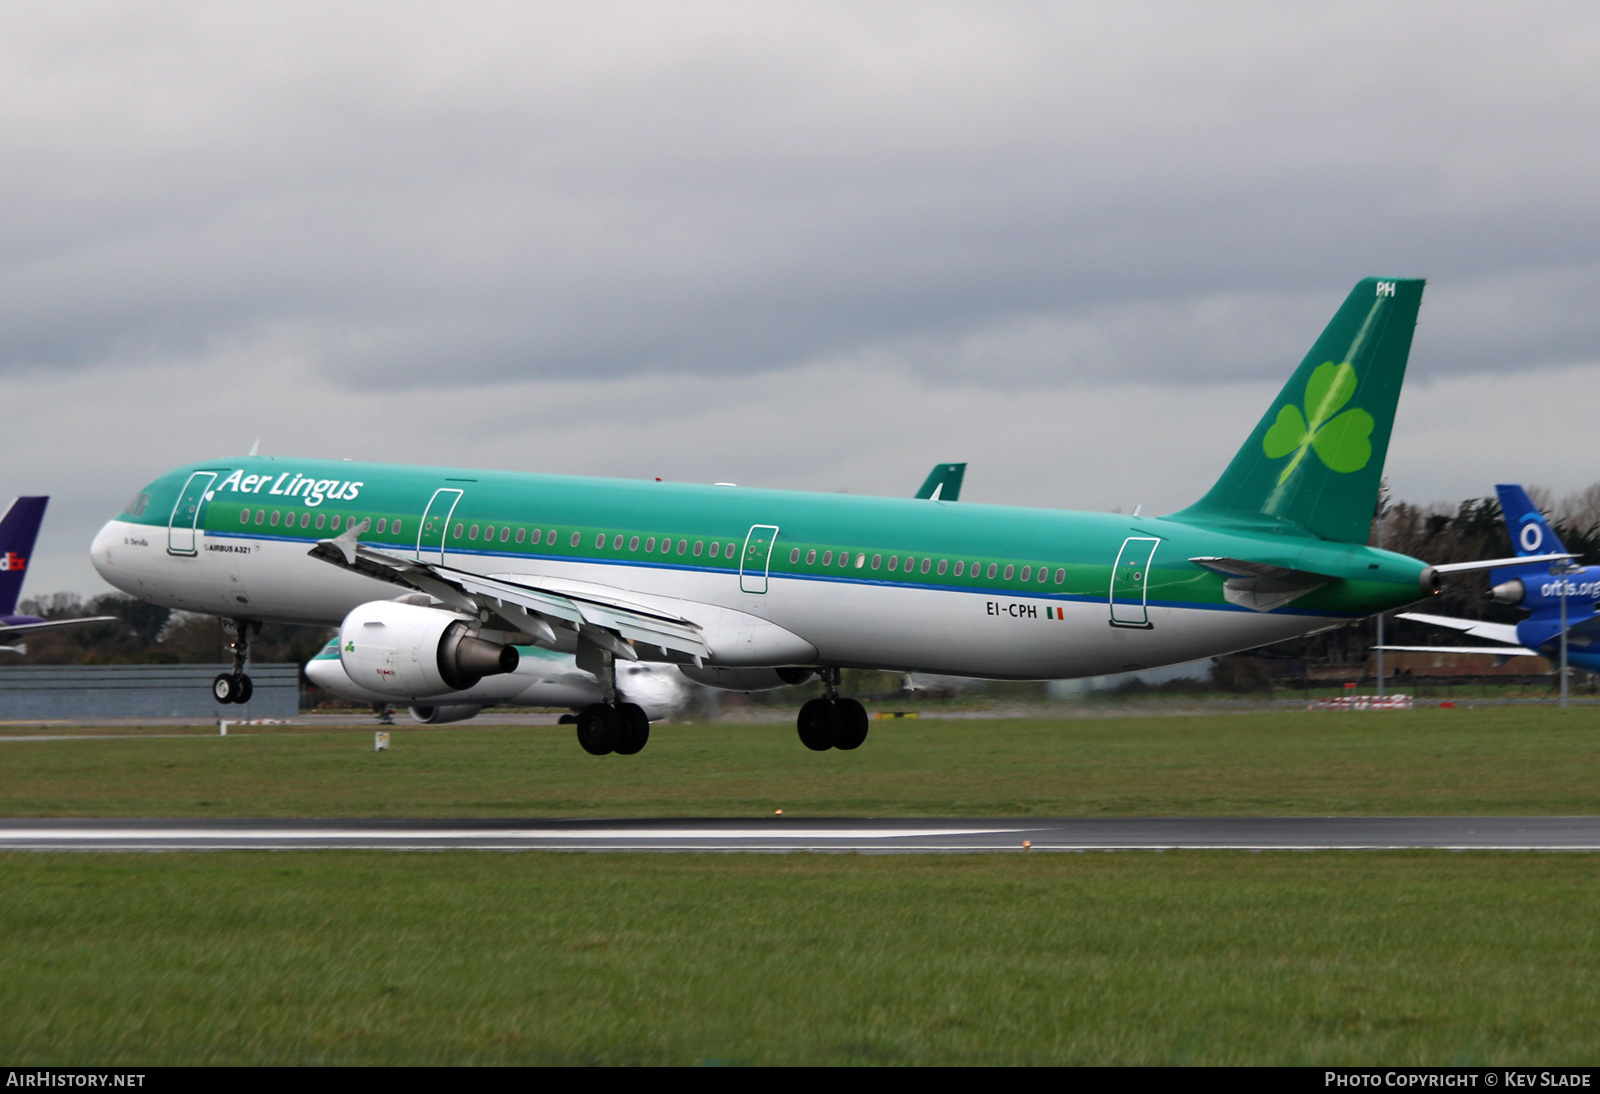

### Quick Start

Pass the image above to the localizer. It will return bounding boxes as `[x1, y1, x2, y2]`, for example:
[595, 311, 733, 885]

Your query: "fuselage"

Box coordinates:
[92, 456, 1432, 680]
[1489, 562, 1600, 671]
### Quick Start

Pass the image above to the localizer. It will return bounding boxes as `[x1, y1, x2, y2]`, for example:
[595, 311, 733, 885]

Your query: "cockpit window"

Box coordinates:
[124, 492, 150, 518]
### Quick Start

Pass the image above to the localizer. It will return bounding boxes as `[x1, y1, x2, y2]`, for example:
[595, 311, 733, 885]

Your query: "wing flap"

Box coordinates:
[307, 536, 711, 661]
[454, 569, 709, 658]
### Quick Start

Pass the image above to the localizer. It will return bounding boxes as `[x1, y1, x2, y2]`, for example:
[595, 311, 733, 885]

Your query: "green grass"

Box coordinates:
[6, 708, 1600, 1064]
[3, 706, 1600, 817]
[2, 851, 1598, 1065]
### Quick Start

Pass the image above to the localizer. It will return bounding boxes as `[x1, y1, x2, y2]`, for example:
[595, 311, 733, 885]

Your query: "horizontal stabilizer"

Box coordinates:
[1375, 645, 1540, 657]
[1429, 553, 1573, 574]
[1395, 612, 1523, 646]
[1190, 556, 1334, 613]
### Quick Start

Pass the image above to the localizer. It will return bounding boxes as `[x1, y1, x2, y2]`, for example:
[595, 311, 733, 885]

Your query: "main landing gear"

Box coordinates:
[796, 668, 869, 751]
[211, 617, 259, 705]
[573, 643, 652, 755]
[575, 701, 651, 756]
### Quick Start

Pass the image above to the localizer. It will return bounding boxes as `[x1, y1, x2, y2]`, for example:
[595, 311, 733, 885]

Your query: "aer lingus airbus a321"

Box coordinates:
[92, 278, 1450, 755]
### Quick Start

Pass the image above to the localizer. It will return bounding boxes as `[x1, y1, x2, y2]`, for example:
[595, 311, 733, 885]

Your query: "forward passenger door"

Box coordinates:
[167, 471, 217, 556]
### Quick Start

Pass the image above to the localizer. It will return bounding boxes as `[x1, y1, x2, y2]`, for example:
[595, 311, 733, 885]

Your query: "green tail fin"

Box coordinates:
[915, 463, 966, 501]
[1170, 277, 1424, 543]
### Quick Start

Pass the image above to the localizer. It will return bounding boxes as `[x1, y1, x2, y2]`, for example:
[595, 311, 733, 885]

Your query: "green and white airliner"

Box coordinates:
[91, 278, 1446, 755]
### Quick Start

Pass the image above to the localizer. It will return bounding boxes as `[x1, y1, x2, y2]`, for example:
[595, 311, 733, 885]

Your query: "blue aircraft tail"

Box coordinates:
[1495, 484, 1568, 558]
[0, 496, 47, 616]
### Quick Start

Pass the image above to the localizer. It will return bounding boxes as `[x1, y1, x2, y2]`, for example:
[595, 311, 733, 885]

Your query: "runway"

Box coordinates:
[2, 817, 1600, 851]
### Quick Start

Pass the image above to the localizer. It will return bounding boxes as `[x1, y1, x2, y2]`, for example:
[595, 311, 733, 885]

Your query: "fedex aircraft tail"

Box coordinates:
[1171, 277, 1425, 544]
[0, 496, 47, 616]
[1494, 484, 1569, 558]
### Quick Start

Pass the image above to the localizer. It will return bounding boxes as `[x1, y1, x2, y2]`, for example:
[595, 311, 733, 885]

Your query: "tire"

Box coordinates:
[212, 673, 237, 705]
[797, 697, 841, 751]
[613, 703, 650, 755]
[234, 674, 253, 704]
[576, 703, 622, 755]
[834, 697, 869, 750]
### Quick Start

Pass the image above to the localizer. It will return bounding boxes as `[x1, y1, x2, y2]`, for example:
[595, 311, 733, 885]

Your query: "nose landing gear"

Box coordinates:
[212, 617, 260, 705]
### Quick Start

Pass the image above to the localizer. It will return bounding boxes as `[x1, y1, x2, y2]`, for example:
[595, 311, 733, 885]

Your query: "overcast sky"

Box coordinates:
[8, 2, 1600, 597]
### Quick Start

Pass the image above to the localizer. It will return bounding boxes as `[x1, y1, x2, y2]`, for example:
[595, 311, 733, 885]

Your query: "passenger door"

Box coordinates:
[739, 524, 780, 594]
[417, 488, 465, 566]
[167, 471, 217, 556]
[1109, 536, 1159, 628]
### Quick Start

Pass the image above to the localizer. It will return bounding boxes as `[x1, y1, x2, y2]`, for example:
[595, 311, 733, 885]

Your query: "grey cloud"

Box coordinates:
[4, 4, 1600, 394]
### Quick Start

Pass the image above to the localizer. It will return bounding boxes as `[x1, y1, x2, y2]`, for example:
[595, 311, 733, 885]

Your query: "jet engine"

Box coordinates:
[679, 665, 817, 692]
[339, 600, 518, 698]
[1490, 578, 1526, 606]
[409, 704, 485, 725]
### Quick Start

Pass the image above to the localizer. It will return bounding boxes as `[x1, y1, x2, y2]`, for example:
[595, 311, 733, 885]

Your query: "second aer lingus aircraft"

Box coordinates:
[92, 278, 1446, 755]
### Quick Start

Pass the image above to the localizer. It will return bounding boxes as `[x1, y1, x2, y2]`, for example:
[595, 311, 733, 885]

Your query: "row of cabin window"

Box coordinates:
[239, 509, 388, 534]
[236, 508, 733, 562]
[785, 546, 1066, 585]
[447, 523, 741, 560]
[232, 508, 1065, 588]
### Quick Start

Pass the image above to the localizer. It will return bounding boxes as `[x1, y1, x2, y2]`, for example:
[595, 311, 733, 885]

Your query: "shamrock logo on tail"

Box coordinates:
[1262, 361, 1374, 485]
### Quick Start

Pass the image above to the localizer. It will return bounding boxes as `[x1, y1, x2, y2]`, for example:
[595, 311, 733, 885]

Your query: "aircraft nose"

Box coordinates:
[303, 656, 345, 691]
[89, 521, 127, 588]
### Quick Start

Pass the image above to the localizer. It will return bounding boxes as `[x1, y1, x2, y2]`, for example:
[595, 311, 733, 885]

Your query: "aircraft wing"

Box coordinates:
[0, 615, 118, 638]
[1189, 557, 1334, 612]
[1394, 612, 1523, 646]
[307, 524, 709, 663]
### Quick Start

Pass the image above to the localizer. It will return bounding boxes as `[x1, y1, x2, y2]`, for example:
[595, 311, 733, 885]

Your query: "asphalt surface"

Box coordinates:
[2, 817, 1600, 851]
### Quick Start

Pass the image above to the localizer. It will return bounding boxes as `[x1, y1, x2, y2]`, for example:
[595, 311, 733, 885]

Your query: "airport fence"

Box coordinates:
[0, 664, 299, 720]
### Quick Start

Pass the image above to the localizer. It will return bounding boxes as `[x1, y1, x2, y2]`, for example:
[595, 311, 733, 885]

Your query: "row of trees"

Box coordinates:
[10, 481, 1600, 674]
[10, 591, 331, 670]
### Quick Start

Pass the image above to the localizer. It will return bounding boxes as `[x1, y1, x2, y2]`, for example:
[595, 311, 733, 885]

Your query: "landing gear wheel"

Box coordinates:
[233, 674, 253, 704]
[613, 703, 651, 755]
[797, 698, 842, 751]
[212, 673, 237, 705]
[834, 698, 869, 750]
[576, 703, 623, 755]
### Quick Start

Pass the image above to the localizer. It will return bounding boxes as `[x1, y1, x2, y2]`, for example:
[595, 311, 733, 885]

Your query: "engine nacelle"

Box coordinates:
[409, 704, 485, 725]
[678, 665, 817, 692]
[1420, 567, 1443, 596]
[1491, 578, 1526, 606]
[339, 600, 518, 698]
